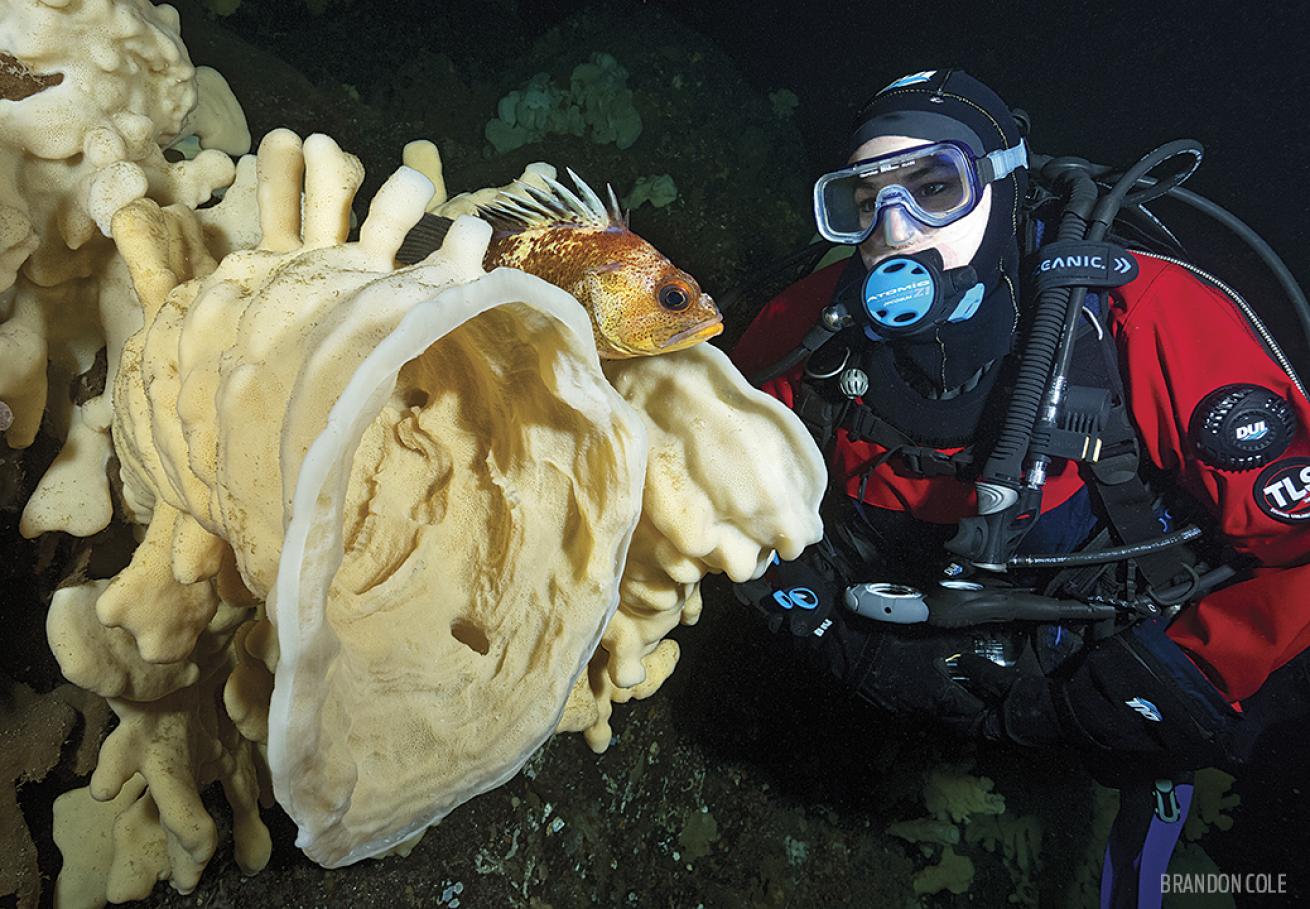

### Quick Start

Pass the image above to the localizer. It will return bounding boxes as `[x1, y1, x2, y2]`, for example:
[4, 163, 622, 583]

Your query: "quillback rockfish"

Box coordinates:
[398, 169, 723, 359]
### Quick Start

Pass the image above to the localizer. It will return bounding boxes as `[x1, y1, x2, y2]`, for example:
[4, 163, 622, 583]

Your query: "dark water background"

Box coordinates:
[209, 0, 1310, 367]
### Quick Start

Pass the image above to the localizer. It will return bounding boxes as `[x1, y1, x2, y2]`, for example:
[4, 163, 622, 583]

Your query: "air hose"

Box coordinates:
[750, 305, 854, 385]
[1148, 563, 1236, 607]
[948, 141, 1205, 569]
[1053, 157, 1310, 359]
[1029, 142, 1205, 485]
[1122, 181, 1310, 356]
[974, 160, 1100, 496]
[1008, 524, 1203, 568]
[942, 159, 1099, 565]
[1166, 187, 1310, 351]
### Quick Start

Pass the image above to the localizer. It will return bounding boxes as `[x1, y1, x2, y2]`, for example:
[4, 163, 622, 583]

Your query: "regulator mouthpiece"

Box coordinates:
[859, 249, 982, 340]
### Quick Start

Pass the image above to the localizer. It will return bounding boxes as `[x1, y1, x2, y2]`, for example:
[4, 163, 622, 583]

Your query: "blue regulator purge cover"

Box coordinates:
[862, 257, 936, 332]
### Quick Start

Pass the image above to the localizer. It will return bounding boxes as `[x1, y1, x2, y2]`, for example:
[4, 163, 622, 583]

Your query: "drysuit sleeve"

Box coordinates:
[1111, 259, 1310, 702]
[729, 261, 847, 406]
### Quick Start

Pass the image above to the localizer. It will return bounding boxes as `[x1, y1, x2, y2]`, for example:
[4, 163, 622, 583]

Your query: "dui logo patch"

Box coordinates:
[1191, 385, 1296, 471]
[1255, 458, 1310, 523]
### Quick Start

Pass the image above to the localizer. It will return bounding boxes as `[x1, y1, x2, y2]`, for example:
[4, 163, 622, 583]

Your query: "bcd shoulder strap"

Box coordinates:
[1064, 300, 1197, 589]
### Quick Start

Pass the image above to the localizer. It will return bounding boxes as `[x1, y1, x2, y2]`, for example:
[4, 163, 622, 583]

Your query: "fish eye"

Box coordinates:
[658, 282, 691, 311]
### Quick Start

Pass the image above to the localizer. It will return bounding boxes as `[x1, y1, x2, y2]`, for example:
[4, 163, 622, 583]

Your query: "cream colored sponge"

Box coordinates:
[605, 344, 825, 581]
[557, 345, 826, 749]
[103, 129, 650, 871]
[0, 0, 247, 462]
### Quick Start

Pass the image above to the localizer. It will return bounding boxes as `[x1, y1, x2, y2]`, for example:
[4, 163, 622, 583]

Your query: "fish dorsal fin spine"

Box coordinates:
[479, 169, 620, 233]
[604, 183, 628, 227]
[565, 168, 609, 221]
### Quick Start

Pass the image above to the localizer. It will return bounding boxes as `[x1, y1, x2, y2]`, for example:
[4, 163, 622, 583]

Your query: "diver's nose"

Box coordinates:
[880, 205, 922, 247]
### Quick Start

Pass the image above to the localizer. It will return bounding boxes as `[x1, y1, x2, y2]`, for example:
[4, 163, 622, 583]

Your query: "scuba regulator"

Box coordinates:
[858, 250, 983, 341]
[751, 249, 983, 386]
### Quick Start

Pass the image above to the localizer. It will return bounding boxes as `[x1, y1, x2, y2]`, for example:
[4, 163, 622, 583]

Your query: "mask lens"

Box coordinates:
[815, 143, 977, 242]
[902, 147, 970, 215]
[817, 176, 868, 237]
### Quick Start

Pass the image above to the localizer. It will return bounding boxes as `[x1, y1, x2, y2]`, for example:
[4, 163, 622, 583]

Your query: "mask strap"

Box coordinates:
[976, 139, 1028, 184]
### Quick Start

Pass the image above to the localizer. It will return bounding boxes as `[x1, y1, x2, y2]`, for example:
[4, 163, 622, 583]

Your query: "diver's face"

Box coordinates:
[850, 134, 990, 271]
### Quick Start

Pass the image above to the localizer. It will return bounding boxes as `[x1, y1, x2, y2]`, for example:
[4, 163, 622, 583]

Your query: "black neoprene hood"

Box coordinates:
[842, 68, 1029, 389]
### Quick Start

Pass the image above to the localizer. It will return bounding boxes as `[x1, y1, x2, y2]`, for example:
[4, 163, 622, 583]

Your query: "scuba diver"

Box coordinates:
[730, 69, 1310, 907]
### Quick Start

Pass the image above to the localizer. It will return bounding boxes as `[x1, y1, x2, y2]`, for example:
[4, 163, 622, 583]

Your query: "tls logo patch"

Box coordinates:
[1255, 457, 1310, 523]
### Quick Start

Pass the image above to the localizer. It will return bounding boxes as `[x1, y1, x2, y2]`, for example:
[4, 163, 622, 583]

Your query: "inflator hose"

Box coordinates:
[1068, 157, 1310, 361]
[1031, 143, 1206, 478]
[749, 316, 850, 385]
[946, 142, 1205, 569]
[976, 142, 1205, 497]
[972, 167, 1099, 490]
[751, 345, 811, 385]
[1167, 187, 1310, 355]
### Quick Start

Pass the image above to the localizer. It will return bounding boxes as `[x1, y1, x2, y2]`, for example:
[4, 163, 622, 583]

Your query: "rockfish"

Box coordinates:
[396, 169, 723, 359]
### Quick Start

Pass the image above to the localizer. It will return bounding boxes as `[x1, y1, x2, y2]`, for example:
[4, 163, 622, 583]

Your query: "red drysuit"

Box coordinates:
[732, 254, 1310, 702]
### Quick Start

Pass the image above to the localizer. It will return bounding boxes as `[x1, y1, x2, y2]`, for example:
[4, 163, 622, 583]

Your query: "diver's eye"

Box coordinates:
[917, 181, 949, 199]
[658, 283, 691, 311]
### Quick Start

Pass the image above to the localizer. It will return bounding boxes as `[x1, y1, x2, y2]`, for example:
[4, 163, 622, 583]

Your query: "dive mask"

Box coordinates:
[813, 139, 1028, 244]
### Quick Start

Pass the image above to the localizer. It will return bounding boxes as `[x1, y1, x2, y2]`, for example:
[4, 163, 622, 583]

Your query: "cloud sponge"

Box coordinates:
[99, 129, 650, 872]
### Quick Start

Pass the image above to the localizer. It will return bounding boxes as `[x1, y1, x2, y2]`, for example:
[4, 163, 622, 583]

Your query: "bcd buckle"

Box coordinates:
[900, 447, 972, 478]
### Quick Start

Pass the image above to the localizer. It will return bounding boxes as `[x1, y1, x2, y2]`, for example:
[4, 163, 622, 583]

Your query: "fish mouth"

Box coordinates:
[660, 316, 724, 350]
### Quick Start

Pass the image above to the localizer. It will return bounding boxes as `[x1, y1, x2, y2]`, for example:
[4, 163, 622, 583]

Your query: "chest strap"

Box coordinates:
[845, 405, 976, 478]
[792, 383, 846, 452]
[793, 307, 1202, 593]
[1063, 308, 1198, 590]
[793, 377, 980, 480]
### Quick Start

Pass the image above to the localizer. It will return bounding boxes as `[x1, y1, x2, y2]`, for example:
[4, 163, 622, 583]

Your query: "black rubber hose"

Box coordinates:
[1168, 186, 1310, 357]
[1147, 563, 1237, 606]
[749, 316, 850, 385]
[750, 344, 811, 386]
[1065, 156, 1310, 355]
[975, 168, 1099, 488]
[1008, 525, 1203, 568]
[1022, 143, 1204, 488]
[1088, 141, 1203, 241]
